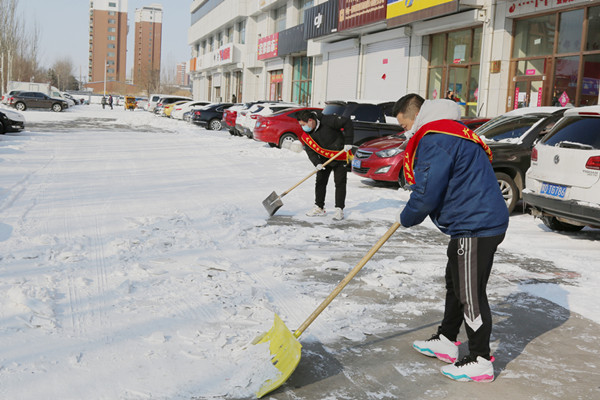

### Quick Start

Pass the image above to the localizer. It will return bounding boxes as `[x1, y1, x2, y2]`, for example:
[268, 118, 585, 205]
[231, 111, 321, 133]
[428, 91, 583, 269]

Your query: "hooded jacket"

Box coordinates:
[399, 100, 509, 238]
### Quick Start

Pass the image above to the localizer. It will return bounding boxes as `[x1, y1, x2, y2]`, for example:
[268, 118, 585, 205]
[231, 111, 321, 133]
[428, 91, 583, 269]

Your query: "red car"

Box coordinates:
[254, 107, 323, 148]
[352, 118, 490, 185]
[223, 105, 243, 136]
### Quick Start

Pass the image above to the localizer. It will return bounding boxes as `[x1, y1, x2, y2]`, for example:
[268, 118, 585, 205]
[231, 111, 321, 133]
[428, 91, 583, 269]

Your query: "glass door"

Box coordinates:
[513, 78, 545, 109]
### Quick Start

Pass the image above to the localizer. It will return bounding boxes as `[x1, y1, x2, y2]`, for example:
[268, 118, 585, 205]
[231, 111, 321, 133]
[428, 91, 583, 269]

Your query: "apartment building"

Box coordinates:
[88, 0, 128, 92]
[188, 0, 600, 117]
[133, 4, 163, 86]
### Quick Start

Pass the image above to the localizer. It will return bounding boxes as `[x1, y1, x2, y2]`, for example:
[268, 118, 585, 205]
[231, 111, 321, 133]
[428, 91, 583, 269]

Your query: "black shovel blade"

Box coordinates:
[263, 191, 283, 216]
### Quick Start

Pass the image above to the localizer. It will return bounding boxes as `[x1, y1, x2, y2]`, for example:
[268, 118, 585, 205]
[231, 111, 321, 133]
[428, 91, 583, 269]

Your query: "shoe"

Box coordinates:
[332, 207, 344, 221]
[306, 205, 326, 217]
[413, 333, 460, 363]
[440, 355, 495, 382]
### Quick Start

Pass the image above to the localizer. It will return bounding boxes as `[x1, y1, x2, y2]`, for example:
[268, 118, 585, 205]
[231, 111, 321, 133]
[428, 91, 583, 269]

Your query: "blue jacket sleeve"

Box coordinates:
[400, 138, 452, 227]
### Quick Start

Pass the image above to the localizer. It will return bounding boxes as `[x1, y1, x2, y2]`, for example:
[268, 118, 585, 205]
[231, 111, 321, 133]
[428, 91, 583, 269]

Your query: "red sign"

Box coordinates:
[514, 87, 520, 110]
[526, 69, 536, 75]
[559, 91, 570, 107]
[258, 33, 279, 60]
[338, 0, 387, 31]
[537, 87, 543, 107]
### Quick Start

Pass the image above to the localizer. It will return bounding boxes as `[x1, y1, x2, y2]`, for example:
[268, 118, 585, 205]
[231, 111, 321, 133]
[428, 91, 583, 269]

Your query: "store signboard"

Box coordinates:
[258, 33, 279, 60]
[278, 24, 307, 56]
[507, 0, 589, 17]
[338, 0, 387, 31]
[304, 0, 338, 39]
[387, 0, 458, 27]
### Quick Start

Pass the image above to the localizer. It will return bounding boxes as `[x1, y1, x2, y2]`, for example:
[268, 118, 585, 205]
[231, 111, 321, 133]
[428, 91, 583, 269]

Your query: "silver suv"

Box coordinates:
[524, 106, 600, 231]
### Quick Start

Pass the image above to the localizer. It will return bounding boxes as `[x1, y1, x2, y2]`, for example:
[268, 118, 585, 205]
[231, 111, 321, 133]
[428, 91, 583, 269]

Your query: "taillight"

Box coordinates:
[531, 147, 538, 162]
[251, 115, 258, 119]
[585, 156, 600, 170]
[194, 111, 201, 116]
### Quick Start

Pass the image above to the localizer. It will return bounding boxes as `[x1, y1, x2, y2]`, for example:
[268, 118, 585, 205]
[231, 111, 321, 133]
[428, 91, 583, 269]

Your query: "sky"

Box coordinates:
[16, 0, 192, 81]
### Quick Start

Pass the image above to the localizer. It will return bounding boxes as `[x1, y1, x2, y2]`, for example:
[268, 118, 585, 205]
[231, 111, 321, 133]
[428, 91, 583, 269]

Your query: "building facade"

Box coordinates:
[188, 0, 600, 117]
[88, 0, 128, 92]
[133, 4, 163, 86]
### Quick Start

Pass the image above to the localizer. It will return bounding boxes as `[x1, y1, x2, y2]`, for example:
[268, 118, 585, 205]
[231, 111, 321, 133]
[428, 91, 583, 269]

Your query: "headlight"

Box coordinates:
[375, 148, 402, 158]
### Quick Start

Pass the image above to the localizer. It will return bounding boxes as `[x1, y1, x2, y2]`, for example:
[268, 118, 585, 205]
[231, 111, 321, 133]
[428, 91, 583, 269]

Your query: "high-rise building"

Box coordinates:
[88, 0, 128, 91]
[176, 62, 189, 87]
[133, 4, 163, 86]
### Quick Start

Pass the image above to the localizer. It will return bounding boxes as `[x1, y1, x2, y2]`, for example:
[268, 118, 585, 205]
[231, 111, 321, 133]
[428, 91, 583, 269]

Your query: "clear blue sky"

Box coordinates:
[17, 0, 191, 81]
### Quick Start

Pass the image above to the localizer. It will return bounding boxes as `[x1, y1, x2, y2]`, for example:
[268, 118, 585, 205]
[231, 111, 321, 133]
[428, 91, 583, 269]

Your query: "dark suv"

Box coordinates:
[322, 100, 403, 149]
[474, 107, 566, 213]
[190, 103, 234, 130]
[8, 91, 68, 112]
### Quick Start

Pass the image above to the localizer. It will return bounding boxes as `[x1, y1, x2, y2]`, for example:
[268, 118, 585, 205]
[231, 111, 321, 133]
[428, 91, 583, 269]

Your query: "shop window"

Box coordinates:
[427, 67, 443, 100]
[586, 6, 600, 51]
[516, 59, 547, 76]
[274, 5, 287, 33]
[430, 34, 445, 66]
[446, 30, 471, 65]
[269, 70, 283, 101]
[553, 56, 579, 107]
[557, 9, 584, 54]
[580, 54, 600, 106]
[512, 15, 555, 58]
[292, 57, 313, 106]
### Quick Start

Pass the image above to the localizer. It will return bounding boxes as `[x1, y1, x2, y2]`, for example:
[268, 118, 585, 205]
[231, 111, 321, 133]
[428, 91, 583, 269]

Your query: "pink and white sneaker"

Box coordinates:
[441, 355, 495, 382]
[412, 333, 460, 364]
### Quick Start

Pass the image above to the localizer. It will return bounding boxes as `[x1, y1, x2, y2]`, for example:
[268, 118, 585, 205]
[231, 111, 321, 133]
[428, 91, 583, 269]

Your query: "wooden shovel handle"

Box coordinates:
[280, 148, 347, 197]
[294, 221, 401, 338]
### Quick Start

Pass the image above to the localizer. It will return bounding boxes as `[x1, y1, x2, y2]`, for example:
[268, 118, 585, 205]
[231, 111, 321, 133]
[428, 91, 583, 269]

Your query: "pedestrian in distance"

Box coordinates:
[108, 95, 113, 110]
[101, 96, 106, 109]
[445, 90, 457, 102]
[394, 93, 509, 382]
[296, 110, 354, 221]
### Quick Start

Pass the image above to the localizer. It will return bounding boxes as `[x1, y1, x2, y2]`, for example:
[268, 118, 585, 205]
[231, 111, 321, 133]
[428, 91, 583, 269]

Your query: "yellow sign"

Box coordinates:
[387, 0, 455, 18]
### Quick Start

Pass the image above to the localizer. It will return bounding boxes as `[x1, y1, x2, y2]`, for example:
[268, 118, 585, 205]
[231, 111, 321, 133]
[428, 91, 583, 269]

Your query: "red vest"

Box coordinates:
[300, 133, 349, 162]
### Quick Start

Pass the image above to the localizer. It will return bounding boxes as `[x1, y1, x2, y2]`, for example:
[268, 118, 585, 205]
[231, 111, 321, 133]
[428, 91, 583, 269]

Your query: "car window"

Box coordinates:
[476, 116, 541, 142]
[322, 104, 346, 116]
[542, 117, 600, 149]
[352, 104, 382, 122]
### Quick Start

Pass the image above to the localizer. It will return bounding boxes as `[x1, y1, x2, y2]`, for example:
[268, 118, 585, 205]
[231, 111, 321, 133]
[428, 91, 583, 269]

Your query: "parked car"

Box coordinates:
[1, 90, 22, 105]
[0, 106, 25, 134]
[223, 104, 245, 136]
[351, 117, 490, 186]
[7, 91, 68, 112]
[171, 100, 211, 120]
[153, 96, 192, 115]
[321, 100, 404, 152]
[162, 100, 189, 117]
[236, 102, 300, 138]
[146, 93, 169, 112]
[523, 106, 600, 231]
[475, 107, 566, 213]
[124, 96, 137, 110]
[233, 101, 286, 138]
[136, 97, 148, 110]
[190, 103, 234, 130]
[254, 107, 323, 148]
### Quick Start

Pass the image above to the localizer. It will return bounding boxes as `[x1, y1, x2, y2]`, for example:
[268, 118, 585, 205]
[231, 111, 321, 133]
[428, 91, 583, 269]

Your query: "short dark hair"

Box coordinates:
[296, 110, 319, 123]
[392, 94, 425, 120]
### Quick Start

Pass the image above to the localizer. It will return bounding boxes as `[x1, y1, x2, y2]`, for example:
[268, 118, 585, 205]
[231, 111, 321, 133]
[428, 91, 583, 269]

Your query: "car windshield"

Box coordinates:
[542, 116, 600, 149]
[475, 115, 544, 143]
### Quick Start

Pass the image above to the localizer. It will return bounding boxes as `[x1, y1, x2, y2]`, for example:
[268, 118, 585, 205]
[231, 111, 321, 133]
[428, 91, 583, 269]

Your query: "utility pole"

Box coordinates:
[103, 58, 107, 96]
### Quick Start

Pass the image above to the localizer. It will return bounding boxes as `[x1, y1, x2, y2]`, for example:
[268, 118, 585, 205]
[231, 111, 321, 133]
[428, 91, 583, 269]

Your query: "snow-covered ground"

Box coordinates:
[0, 105, 598, 399]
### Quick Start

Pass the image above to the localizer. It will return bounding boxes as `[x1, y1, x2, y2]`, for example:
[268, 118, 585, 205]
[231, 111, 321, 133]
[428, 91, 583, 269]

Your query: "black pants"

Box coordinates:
[440, 234, 505, 358]
[314, 162, 347, 210]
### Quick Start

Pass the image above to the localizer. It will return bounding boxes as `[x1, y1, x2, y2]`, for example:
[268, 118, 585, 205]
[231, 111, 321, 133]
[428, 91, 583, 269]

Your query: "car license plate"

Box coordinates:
[540, 182, 567, 198]
[352, 159, 361, 169]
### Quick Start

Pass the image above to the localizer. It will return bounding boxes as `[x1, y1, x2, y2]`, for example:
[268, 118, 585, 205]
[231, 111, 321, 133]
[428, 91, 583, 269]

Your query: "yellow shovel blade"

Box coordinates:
[254, 313, 302, 398]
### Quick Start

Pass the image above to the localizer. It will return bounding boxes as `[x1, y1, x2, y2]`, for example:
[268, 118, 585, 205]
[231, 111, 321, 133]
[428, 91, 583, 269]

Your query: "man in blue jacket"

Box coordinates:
[394, 94, 509, 382]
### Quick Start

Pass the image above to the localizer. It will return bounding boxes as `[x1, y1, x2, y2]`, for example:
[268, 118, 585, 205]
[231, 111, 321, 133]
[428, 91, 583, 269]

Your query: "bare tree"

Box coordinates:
[51, 58, 75, 91]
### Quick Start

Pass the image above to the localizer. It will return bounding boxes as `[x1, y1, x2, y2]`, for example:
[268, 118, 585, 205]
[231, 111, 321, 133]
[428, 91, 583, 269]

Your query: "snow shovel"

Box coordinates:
[253, 221, 401, 398]
[262, 148, 347, 216]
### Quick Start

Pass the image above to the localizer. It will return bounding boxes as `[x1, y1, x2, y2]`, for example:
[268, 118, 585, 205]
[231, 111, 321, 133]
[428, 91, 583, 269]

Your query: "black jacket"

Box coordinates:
[304, 114, 353, 166]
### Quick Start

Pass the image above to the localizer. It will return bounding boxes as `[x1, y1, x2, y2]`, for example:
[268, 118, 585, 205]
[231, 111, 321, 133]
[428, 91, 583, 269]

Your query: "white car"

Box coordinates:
[171, 100, 211, 120]
[524, 105, 600, 231]
[237, 102, 299, 138]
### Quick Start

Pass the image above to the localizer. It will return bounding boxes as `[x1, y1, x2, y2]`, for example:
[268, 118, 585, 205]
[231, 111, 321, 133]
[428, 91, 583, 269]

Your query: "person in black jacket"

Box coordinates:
[296, 110, 353, 220]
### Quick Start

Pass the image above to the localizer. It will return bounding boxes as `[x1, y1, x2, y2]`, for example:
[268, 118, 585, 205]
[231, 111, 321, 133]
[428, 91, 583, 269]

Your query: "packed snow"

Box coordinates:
[0, 105, 598, 399]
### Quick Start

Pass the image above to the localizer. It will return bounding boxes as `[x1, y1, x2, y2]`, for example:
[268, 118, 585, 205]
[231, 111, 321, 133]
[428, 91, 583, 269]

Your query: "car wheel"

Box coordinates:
[15, 102, 26, 111]
[52, 103, 63, 112]
[398, 168, 407, 190]
[495, 172, 518, 213]
[541, 216, 584, 232]
[278, 133, 298, 148]
[0, 121, 6, 135]
[209, 119, 222, 130]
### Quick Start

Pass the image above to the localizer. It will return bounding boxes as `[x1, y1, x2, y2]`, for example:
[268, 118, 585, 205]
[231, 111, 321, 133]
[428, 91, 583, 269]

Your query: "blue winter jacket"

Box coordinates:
[399, 131, 509, 239]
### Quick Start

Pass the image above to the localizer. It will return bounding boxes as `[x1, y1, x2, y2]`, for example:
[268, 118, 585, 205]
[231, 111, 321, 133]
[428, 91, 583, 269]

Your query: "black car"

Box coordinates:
[474, 107, 566, 213]
[322, 100, 403, 150]
[190, 103, 234, 130]
[7, 91, 68, 112]
[0, 107, 25, 134]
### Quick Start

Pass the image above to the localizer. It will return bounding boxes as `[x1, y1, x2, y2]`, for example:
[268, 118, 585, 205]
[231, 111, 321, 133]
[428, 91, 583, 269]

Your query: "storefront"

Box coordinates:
[507, 0, 600, 110]
[278, 24, 311, 105]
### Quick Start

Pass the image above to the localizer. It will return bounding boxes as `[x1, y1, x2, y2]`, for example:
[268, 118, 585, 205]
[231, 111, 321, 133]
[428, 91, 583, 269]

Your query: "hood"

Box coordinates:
[405, 99, 461, 138]
[0, 106, 25, 122]
[359, 135, 405, 151]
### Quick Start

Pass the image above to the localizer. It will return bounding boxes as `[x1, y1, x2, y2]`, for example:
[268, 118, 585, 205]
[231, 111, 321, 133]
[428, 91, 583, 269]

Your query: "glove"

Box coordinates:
[344, 144, 353, 151]
[396, 210, 404, 226]
[315, 164, 324, 171]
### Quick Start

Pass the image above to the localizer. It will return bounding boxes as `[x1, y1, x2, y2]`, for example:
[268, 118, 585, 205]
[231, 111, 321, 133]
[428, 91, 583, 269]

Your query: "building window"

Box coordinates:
[217, 32, 223, 47]
[108, 52, 115, 57]
[108, 19, 116, 24]
[297, 0, 314, 25]
[108, 43, 116, 49]
[108, 35, 116, 41]
[273, 5, 286, 33]
[238, 20, 246, 44]
[108, 11, 115, 16]
[108, 27, 116, 32]
[291, 56, 313, 106]
[109, 2, 116, 7]
[510, 5, 600, 108]
[225, 27, 233, 44]
[427, 27, 482, 117]
[107, 68, 115, 73]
